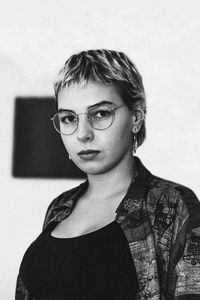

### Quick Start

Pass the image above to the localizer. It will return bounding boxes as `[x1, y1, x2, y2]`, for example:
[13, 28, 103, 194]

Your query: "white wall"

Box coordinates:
[1, 0, 200, 298]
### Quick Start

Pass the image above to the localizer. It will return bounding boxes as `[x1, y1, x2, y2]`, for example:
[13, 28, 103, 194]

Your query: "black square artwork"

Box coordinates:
[12, 97, 86, 178]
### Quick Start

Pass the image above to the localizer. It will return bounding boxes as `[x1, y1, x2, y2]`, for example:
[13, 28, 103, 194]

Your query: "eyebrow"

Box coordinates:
[57, 100, 115, 113]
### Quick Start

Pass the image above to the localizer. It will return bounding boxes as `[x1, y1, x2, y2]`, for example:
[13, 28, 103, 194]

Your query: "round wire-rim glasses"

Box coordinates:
[50, 104, 125, 136]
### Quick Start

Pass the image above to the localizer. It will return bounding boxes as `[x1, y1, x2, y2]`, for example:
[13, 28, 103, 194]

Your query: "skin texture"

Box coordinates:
[51, 81, 144, 238]
[57, 81, 139, 179]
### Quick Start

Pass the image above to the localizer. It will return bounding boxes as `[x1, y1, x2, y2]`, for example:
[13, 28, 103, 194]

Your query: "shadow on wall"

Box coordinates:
[12, 97, 86, 179]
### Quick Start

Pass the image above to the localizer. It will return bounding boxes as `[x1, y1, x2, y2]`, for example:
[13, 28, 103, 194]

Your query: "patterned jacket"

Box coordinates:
[15, 157, 200, 299]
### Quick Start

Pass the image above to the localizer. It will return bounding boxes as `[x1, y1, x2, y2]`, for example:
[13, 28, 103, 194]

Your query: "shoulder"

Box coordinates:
[135, 156, 200, 216]
[147, 174, 200, 225]
[43, 180, 88, 229]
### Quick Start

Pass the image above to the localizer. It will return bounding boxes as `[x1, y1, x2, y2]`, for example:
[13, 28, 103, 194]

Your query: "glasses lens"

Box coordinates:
[88, 106, 113, 130]
[53, 111, 77, 135]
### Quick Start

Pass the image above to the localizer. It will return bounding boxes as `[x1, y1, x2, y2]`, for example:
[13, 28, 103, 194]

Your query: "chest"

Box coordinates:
[21, 220, 138, 300]
[51, 199, 117, 238]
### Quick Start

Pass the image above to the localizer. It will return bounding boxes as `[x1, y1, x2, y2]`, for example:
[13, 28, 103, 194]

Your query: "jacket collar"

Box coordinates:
[49, 156, 153, 224]
[115, 156, 153, 216]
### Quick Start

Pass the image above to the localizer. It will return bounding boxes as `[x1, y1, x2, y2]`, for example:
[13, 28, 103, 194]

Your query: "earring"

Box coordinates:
[69, 155, 72, 160]
[133, 134, 138, 154]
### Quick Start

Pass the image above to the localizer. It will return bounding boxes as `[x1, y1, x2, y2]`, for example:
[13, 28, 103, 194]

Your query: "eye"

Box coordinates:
[91, 109, 112, 119]
[59, 113, 77, 124]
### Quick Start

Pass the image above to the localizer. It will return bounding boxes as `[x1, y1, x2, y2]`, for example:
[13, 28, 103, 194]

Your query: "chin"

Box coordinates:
[78, 165, 107, 176]
[75, 160, 117, 176]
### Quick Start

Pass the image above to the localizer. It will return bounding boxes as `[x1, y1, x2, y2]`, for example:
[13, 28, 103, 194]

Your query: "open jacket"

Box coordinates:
[15, 157, 200, 299]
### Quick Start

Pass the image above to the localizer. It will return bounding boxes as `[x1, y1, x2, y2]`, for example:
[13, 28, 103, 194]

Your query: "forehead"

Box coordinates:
[57, 81, 124, 111]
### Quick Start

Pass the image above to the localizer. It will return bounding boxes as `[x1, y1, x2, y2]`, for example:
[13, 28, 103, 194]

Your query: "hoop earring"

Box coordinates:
[133, 134, 138, 154]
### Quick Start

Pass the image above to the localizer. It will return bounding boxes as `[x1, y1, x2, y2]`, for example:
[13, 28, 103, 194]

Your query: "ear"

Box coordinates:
[132, 107, 144, 134]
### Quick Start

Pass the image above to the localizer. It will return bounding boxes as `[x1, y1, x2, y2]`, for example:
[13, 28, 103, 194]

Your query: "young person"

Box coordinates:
[16, 49, 200, 299]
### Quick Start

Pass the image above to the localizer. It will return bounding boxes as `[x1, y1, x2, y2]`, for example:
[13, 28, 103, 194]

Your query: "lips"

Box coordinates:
[78, 149, 100, 155]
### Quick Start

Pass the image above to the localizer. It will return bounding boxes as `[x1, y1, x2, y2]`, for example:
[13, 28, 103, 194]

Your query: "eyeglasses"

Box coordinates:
[51, 104, 125, 135]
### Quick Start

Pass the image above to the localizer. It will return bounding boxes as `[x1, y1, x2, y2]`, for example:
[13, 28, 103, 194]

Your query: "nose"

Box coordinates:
[76, 115, 94, 143]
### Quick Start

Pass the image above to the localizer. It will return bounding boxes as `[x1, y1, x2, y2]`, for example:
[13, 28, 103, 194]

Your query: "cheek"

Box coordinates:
[116, 119, 133, 140]
[106, 121, 133, 150]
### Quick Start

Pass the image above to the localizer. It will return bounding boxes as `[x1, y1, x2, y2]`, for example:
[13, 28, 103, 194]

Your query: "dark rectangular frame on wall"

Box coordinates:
[12, 97, 86, 179]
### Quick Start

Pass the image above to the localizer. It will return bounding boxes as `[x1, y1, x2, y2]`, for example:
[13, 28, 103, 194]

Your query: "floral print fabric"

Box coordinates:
[15, 157, 200, 299]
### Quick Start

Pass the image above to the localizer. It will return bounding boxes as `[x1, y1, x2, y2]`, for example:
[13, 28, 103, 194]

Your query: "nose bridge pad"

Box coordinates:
[77, 112, 94, 140]
[79, 112, 91, 127]
[86, 112, 93, 128]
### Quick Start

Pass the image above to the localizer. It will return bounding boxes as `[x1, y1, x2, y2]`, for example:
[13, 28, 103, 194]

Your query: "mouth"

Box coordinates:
[78, 149, 100, 155]
[78, 149, 100, 160]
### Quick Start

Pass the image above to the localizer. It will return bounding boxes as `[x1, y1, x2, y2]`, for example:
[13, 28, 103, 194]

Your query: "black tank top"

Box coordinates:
[20, 220, 138, 300]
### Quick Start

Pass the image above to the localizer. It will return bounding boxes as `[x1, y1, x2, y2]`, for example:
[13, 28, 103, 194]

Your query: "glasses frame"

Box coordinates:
[50, 104, 126, 136]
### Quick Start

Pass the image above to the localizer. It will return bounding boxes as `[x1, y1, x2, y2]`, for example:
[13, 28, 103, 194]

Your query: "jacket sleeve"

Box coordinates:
[15, 198, 59, 300]
[15, 271, 35, 300]
[172, 188, 200, 299]
[149, 181, 200, 299]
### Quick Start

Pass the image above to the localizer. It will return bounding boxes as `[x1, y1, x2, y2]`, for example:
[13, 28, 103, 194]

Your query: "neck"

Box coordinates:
[86, 155, 136, 200]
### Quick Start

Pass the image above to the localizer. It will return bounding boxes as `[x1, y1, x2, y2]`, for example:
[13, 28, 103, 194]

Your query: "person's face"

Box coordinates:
[57, 81, 135, 175]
